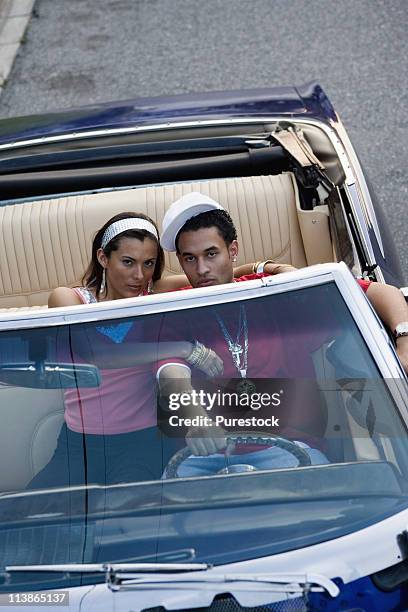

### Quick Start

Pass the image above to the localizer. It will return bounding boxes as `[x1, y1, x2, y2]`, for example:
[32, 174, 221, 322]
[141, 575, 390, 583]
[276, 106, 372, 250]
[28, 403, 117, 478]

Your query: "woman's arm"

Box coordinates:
[69, 331, 223, 375]
[48, 287, 83, 307]
[153, 261, 298, 292]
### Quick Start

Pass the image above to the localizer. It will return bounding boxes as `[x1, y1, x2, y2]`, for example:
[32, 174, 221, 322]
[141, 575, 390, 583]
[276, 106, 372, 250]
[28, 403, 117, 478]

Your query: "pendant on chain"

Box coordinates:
[236, 378, 257, 395]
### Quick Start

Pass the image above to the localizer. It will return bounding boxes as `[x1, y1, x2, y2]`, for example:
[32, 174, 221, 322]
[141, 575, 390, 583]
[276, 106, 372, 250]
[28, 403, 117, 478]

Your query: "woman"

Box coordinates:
[49, 212, 222, 370]
[49, 211, 189, 305]
[31, 212, 224, 489]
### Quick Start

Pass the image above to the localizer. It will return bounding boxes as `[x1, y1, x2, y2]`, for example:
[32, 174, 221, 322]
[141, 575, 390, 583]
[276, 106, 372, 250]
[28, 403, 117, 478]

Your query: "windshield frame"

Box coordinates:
[0, 262, 406, 405]
[0, 262, 402, 359]
[0, 262, 406, 418]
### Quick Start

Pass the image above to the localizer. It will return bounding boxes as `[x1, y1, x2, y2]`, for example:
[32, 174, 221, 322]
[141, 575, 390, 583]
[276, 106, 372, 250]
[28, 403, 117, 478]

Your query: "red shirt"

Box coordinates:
[158, 274, 371, 448]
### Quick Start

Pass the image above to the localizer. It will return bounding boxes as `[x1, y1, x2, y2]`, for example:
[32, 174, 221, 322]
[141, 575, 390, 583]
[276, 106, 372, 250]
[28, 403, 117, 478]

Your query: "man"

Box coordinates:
[157, 192, 408, 473]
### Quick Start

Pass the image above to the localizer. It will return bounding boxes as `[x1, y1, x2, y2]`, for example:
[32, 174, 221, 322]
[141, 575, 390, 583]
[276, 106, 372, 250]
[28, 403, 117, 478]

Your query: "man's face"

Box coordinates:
[177, 227, 238, 288]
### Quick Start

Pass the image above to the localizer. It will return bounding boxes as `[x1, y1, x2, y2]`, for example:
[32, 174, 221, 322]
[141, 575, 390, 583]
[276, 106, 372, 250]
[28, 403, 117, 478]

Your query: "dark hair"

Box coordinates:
[175, 210, 237, 253]
[83, 212, 164, 294]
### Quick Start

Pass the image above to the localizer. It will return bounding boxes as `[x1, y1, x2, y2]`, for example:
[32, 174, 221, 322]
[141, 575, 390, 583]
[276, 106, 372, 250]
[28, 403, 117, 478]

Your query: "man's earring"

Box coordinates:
[232, 256, 237, 263]
[99, 268, 106, 295]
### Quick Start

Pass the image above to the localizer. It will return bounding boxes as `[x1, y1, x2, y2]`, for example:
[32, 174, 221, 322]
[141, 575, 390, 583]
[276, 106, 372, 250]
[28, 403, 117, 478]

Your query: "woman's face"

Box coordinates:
[97, 236, 158, 300]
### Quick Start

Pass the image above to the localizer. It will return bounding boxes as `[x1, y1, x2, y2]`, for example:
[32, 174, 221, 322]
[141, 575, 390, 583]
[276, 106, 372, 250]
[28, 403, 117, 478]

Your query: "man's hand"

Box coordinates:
[185, 341, 223, 377]
[186, 422, 227, 456]
[158, 364, 228, 455]
[396, 336, 408, 376]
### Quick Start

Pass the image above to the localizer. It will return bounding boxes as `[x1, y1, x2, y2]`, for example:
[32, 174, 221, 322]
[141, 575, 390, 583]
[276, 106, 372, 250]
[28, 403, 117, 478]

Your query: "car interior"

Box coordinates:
[0, 119, 400, 494]
[0, 120, 357, 310]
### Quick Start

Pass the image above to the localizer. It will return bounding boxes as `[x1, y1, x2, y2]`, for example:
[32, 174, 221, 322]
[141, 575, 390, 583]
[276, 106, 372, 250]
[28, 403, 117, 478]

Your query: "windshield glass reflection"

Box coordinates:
[0, 282, 407, 591]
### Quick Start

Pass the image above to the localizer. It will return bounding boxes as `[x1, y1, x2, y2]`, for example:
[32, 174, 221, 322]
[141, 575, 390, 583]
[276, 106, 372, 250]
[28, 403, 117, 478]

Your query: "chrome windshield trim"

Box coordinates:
[107, 572, 340, 598]
[345, 183, 378, 270]
[329, 116, 384, 259]
[6, 562, 210, 573]
[0, 116, 345, 155]
[0, 263, 343, 330]
[0, 117, 291, 151]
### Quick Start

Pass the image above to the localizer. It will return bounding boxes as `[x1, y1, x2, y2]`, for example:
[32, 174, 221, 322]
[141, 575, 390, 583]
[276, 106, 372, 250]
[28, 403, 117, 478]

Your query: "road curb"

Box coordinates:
[0, 0, 36, 96]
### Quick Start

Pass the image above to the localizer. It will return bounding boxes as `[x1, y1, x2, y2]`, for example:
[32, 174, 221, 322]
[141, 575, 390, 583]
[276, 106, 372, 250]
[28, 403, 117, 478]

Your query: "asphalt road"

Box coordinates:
[0, 0, 406, 281]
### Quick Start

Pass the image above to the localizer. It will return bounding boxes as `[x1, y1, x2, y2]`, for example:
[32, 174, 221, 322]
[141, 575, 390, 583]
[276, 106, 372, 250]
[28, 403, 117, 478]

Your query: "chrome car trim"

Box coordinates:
[0, 268, 334, 330]
[344, 183, 379, 271]
[77, 506, 408, 606]
[6, 562, 210, 573]
[0, 117, 358, 179]
[105, 572, 340, 598]
[0, 118, 290, 151]
[330, 115, 384, 259]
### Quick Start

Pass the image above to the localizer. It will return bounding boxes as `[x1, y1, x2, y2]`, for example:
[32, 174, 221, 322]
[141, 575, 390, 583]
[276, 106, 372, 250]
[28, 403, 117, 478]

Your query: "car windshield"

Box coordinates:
[1, 281, 407, 592]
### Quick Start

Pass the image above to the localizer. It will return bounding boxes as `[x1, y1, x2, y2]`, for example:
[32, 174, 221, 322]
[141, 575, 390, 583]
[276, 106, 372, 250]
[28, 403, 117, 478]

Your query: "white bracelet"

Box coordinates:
[256, 260, 274, 274]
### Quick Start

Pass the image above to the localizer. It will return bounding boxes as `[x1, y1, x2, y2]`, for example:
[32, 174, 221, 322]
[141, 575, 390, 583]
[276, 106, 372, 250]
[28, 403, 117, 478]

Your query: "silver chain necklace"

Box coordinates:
[214, 305, 248, 378]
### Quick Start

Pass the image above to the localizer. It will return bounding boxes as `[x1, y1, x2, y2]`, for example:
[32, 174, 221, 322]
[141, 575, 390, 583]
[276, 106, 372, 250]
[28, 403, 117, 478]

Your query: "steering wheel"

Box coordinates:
[163, 432, 312, 479]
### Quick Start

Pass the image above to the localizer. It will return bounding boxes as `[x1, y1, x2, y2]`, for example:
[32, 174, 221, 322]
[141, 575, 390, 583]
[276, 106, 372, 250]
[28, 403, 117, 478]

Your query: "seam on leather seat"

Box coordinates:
[77, 196, 88, 278]
[40, 200, 54, 289]
[1, 206, 15, 294]
[25, 202, 41, 291]
[60, 197, 79, 285]
[263, 177, 275, 257]
[252, 177, 266, 258]
[10, 206, 23, 294]
[288, 173, 307, 266]
[30, 201, 48, 292]
[256, 176, 271, 257]
[13, 205, 30, 292]
[58, 199, 68, 285]
[280, 174, 291, 260]
[270, 242, 292, 261]
[247, 176, 258, 261]
[54, 198, 69, 286]
[231, 178, 250, 264]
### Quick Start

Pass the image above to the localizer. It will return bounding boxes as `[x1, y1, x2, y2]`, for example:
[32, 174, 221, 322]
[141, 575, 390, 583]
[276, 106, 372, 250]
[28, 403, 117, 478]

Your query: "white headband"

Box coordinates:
[101, 218, 159, 250]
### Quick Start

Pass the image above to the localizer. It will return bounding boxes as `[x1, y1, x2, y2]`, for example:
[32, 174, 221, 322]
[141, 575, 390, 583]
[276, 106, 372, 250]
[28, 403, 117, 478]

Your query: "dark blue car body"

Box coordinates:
[0, 82, 335, 145]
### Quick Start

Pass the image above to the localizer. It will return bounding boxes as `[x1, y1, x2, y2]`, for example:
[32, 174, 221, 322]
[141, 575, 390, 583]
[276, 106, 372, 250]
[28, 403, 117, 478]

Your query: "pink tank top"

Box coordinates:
[64, 287, 157, 435]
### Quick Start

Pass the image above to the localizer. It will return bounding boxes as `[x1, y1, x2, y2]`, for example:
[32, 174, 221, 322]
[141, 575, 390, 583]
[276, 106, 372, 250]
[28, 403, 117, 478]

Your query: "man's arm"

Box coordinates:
[365, 282, 408, 374]
[233, 261, 297, 277]
[153, 261, 297, 292]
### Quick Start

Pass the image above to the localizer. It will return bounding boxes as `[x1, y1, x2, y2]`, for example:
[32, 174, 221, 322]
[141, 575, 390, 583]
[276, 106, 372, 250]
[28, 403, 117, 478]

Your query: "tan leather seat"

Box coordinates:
[0, 173, 334, 309]
[0, 385, 64, 491]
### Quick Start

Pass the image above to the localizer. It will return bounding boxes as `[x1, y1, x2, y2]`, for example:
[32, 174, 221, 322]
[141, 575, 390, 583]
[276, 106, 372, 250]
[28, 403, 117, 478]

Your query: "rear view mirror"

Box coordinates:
[0, 362, 101, 389]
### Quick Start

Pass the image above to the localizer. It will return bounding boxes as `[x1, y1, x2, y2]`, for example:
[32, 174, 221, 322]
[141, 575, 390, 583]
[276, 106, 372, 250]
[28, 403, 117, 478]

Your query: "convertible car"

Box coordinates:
[0, 83, 407, 611]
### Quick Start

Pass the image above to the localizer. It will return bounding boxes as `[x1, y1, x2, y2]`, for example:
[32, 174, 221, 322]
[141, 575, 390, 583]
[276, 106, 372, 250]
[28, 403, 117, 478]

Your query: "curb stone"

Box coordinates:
[0, 0, 36, 96]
